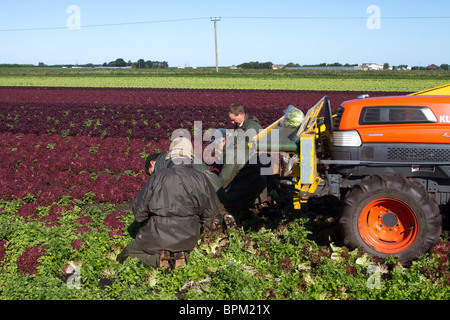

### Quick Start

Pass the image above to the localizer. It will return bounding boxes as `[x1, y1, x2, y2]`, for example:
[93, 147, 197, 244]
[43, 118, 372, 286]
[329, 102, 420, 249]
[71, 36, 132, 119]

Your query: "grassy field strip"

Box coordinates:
[0, 76, 448, 92]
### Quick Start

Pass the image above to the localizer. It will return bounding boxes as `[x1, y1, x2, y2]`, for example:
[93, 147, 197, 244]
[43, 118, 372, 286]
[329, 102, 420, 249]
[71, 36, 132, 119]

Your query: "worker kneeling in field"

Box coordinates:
[149, 148, 227, 204]
[117, 137, 229, 270]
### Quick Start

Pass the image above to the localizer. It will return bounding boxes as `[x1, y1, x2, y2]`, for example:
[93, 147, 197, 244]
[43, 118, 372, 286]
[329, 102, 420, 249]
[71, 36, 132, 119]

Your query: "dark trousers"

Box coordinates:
[117, 240, 191, 269]
[116, 240, 160, 268]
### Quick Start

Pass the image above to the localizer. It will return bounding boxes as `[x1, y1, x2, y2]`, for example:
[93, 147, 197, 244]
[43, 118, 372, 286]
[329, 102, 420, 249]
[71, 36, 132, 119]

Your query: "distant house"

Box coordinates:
[361, 63, 384, 71]
[427, 64, 439, 70]
[272, 64, 285, 70]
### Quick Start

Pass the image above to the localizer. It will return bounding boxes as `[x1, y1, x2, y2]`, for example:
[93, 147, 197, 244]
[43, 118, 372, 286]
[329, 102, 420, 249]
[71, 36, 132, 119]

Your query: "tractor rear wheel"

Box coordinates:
[340, 173, 442, 262]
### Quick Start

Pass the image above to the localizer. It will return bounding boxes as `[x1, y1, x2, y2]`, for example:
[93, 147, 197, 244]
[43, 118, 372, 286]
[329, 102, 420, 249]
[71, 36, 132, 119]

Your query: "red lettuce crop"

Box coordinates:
[1, 87, 406, 141]
[16, 245, 47, 275]
[0, 87, 410, 210]
[0, 240, 7, 264]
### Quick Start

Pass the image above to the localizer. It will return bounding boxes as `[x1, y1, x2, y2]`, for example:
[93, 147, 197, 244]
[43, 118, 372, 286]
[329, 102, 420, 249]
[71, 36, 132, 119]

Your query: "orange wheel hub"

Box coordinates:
[358, 198, 418, 254]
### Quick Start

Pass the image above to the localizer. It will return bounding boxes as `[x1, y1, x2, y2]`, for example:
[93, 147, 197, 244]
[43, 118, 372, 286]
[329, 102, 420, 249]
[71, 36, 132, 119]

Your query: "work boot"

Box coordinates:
[173, 252, 187, 268]
[158, 250, 171, 269]
[224, 213, 237, 230]
[210, 213, 224, 232]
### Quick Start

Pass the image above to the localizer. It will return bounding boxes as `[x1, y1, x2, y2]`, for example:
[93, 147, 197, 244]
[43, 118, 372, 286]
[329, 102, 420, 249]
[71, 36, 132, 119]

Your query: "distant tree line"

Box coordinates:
[102, 58, 168, 69]
[237, 61, 360, 69]
[411, 64, 449, 70]
[285, 62, 359, 68]
[237, 61, 449, 71]
[133, 59, 168, 69]
[0, 64, 36, 68]
[237, 61, 273, 69]
[0, 60, 447, 70]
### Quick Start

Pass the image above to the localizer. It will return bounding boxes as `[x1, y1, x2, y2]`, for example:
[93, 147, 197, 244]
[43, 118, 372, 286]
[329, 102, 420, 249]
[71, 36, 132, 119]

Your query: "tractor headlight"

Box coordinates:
[333, 130, 362, 147]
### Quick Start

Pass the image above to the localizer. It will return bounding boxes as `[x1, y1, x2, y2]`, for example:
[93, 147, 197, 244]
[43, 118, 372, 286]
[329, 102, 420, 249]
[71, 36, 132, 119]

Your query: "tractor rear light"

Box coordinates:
[333, 130, 362, 147]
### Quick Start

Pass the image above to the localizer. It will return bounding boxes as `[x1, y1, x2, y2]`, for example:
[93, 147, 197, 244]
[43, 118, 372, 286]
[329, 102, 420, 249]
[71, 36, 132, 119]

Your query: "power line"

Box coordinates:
[223, 16, 450, 21]
[224, 16, 450, 19]
[1, 15, 449, 32]
[0, 17, 211, 32]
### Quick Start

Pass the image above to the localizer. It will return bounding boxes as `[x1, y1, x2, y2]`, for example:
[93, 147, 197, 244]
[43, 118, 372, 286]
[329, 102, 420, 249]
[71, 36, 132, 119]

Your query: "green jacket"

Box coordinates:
[219, 132, 249, 189]
[218, 132, 267, 206]
[154, 151, 226, 203]
[133, 162, 221, 254]
[235, 114, 263, 139]
[221, 114, 262, 189]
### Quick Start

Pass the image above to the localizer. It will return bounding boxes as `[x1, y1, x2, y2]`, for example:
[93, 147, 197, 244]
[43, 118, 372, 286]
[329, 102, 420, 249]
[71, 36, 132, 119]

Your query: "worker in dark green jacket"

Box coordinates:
[227, 103, 262, 140]
[209, 128, 268, 213]
[150, 150, 227, 204]
[117, 137, 225, 270]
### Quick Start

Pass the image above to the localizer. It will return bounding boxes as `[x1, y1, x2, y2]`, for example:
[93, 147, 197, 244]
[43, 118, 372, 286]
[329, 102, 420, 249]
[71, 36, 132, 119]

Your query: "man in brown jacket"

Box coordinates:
[117, 137, 223, 269]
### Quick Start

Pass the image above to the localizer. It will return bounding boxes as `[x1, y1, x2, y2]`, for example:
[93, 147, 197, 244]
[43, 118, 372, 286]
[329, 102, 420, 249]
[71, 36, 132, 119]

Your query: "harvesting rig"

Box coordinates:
[251, 84, 450, 262]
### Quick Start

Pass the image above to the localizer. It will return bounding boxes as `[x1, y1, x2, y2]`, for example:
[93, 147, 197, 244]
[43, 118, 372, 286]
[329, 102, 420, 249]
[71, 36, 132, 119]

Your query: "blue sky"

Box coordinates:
[1, 0, 449, 67]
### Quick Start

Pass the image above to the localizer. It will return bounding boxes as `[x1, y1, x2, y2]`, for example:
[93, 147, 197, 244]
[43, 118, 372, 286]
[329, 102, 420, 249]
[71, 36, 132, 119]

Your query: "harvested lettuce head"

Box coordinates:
[281, 105, 305, 128]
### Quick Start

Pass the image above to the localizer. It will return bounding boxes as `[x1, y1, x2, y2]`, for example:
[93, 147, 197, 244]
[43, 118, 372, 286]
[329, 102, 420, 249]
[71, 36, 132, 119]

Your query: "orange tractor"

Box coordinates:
[251, 84, 450, 262]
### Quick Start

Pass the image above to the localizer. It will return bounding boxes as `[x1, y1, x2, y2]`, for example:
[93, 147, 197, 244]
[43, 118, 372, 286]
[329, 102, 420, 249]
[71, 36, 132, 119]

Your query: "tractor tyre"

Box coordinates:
[339, 173, 442, 262]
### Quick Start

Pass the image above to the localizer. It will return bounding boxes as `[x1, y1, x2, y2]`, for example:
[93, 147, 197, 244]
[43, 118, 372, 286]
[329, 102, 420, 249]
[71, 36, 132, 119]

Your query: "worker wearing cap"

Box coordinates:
[117, 137, 225, 270]
[148, 137, 227, 204]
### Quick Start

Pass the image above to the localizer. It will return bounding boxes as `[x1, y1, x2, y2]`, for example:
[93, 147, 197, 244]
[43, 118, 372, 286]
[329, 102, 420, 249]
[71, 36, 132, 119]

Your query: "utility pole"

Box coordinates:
[211, 17, 220, 73]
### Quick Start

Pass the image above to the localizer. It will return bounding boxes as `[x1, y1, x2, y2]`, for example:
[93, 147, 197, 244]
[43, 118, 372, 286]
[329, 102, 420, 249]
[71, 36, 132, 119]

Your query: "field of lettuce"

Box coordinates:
[1, 67, 450, 91]
[0, 70, 449, 303]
